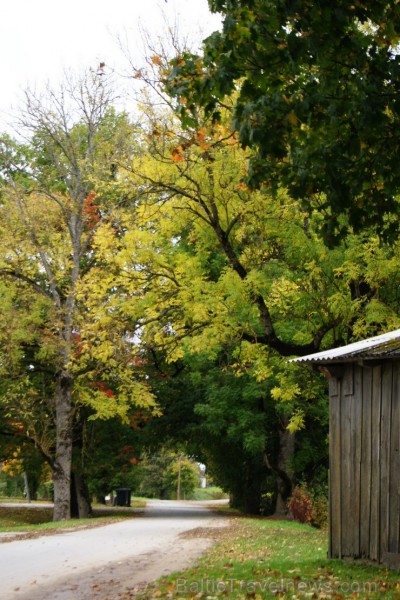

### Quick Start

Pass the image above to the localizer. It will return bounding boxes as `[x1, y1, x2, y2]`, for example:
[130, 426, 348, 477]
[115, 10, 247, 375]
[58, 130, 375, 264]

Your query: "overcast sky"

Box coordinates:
[0, 0, 222, 129]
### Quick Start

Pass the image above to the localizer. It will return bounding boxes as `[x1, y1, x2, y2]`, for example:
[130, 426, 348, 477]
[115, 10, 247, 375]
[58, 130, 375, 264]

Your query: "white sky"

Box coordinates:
[0, 0, 222, 129]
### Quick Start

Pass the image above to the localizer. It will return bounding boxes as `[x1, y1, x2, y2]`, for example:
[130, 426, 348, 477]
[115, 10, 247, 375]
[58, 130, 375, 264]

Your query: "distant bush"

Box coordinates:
[311, 493, 328, 529]
[287, 483, 328, 528]
[211, 489, 227, 499]
[260, 491, 276, 516]
[288, 484, 314, 524]
[191, 486, 228, 501]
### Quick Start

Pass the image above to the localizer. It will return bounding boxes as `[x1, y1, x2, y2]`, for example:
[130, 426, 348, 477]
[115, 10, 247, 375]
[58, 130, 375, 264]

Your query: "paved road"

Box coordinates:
[0, 500, 228, 600]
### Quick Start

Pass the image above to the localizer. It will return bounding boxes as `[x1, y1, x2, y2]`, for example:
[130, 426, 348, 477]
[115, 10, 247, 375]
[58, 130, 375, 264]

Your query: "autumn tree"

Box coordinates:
[136, 449, 199, 500]
[84, 97, 333, 511]
[119, 67, 400, 511]
[0, 71, 157, 520]
[164, 0, 400, 243]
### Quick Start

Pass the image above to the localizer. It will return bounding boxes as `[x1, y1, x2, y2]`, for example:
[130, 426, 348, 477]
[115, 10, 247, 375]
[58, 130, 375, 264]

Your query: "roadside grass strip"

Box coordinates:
[137, 518, 400, 599]
[0, 501, 145, 536]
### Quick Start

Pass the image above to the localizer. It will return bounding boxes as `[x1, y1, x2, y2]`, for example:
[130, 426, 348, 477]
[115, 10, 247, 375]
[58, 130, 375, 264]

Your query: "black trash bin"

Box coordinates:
[113, 488, 131, 507]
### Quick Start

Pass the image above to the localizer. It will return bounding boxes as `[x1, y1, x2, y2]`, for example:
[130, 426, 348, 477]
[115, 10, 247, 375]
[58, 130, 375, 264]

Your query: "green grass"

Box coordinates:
[0, 506, 54, 529]
[0, 499, 146, 533]
[0, 496, 51, 504]
[191, 487, 228, 501]
[139, 518, 400, 599]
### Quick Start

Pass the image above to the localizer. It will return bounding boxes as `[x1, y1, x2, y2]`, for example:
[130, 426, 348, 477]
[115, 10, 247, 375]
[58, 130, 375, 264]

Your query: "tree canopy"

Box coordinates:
[3, 23, 400, 518]
[101, 95, 400, 512]
[165, 0, 400, 243]
[0, 72, 157, 519]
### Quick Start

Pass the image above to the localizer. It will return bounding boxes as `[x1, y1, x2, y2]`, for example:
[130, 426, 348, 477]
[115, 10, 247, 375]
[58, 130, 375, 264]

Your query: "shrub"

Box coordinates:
[287, 483, 328, 528]
[311, 492, 328, 528]
[211, 489, 227, 500]
[288, 484, 314, 524]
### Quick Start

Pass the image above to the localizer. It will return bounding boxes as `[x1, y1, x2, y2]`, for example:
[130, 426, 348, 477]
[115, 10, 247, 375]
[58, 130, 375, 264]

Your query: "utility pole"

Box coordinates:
[177, 457, 182, 500]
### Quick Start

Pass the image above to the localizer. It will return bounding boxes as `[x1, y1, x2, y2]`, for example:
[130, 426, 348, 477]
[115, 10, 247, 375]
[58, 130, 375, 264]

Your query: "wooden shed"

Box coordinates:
[291, 329, 400, 569]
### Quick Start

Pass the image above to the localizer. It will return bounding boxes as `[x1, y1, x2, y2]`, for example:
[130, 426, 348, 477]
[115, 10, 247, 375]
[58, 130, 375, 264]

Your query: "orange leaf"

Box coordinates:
[171, 145, 185, 161]
[196, 128, 206, 143]
[172, 152, 185, 162]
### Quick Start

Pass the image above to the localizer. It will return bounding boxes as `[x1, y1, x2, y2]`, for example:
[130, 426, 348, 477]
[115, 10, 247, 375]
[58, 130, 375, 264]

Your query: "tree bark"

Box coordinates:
[22, 472, 31, 502]
[264, 424, 295, 517]
[52, 374, 73, 521]
[71, 472, 92, 518]
[228, 457, 263, 515]
[243, 467, 262, 515]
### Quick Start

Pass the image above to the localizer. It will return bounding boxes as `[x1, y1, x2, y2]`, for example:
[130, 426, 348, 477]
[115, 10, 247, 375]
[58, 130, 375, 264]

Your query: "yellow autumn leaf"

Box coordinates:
[287, 111, 299, 126]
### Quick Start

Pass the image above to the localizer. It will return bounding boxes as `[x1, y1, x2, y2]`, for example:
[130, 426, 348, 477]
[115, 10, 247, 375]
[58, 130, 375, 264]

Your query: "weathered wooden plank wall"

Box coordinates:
[360, 366, 372, 558]
[369, 365, 381, 562]
[389, 367, 400, 555]
[340, 365, 352, 556]
[380, 364, 392, 561]
[329, 361, 400, 567]
[329, 376, 341, 558]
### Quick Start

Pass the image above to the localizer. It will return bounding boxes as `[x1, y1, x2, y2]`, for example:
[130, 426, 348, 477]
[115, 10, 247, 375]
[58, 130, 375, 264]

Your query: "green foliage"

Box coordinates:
[0, 94, 157, 421]
[136, 450, 200, 500]
[116, 95, 400, 514]
[123, 107, 358, 359]
[0, 74, 158, 519]
[165, 0, 400, 243]
[138, 351, 281, 514]
[81, 417, 144, 501]
[137, 451, 173, 499]
[4, 50, 400, 524]
[191, 486, 227, 501]
[163, 456, 199, 499]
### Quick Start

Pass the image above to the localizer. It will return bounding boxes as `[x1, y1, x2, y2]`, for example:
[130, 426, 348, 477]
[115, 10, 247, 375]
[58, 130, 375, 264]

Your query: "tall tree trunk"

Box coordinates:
[52, 374, 73, 521]
[243, 462, 262, 515]
[229, 457, 264, 514]
[264, 423, 295, 517]
[22, 472, 31, 502]
[71, 472, 92, 518]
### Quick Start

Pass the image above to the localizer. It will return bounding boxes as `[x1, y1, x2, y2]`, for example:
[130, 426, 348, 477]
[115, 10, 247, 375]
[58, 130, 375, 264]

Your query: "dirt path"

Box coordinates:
[1, 500, 229, 600]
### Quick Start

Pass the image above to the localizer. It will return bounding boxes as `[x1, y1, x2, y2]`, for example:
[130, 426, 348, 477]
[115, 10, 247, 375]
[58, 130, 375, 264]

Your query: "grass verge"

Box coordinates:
[191, 487, 229, 501]
[0, 499, 145, 536]
[138, 517, 400, 599]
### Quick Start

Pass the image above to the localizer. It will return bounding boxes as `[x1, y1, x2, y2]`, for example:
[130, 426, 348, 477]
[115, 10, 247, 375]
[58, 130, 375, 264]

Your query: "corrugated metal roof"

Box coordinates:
[290, 328, 400, 365]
